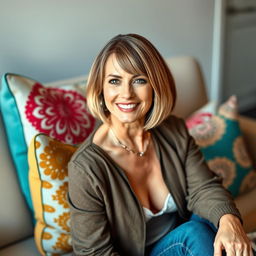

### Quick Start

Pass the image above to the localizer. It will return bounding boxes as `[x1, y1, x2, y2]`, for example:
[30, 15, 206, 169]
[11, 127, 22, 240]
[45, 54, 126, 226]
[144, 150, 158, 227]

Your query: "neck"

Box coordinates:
[108, 118, 149, 155]
[109, 116, 145, 139]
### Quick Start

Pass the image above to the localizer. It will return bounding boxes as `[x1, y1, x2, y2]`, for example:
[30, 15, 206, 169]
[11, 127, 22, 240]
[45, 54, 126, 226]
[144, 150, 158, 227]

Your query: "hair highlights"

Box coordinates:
[86, 34, 176, 130]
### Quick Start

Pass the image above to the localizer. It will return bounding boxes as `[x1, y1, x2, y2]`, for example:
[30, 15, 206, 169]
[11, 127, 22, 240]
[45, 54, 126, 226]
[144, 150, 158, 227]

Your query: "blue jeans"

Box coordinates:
[147, 214, 256, 256]
[146, 214, 219, 256]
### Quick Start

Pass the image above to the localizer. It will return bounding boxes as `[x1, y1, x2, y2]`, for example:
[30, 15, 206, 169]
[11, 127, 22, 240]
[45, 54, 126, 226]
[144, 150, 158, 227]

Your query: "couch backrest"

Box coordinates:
[45, 56, 209, 119]
[166, 56, 208, 118]
[0, 114, 33, 248]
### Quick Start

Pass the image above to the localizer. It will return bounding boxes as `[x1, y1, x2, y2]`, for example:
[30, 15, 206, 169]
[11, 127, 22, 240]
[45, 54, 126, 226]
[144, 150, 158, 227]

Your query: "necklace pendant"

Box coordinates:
[110, 127, 150, 157]
[138, 152, 144, 157]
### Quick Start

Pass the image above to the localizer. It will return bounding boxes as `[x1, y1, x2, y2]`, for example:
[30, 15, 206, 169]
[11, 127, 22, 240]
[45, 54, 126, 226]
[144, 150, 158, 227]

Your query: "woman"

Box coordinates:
[68, 34, 253, 256]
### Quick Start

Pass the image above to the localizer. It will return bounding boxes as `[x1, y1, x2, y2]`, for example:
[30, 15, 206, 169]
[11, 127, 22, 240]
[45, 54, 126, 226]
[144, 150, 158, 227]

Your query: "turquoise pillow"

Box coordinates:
[0, 74, 31, 208]
[0, 73, 95, 213]
[187, 96, 256, 197]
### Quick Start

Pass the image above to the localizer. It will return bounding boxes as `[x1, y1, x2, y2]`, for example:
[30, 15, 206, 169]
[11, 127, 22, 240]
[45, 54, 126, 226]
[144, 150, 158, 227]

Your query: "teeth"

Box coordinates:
[117, 104, 137, 109]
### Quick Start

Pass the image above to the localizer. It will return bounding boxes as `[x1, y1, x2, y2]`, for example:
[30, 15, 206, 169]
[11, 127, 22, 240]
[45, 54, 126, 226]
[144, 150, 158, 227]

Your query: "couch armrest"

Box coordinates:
[235, 116, 256, 233]
[235, 187, 256, 233]
[238, 115, 256, 167]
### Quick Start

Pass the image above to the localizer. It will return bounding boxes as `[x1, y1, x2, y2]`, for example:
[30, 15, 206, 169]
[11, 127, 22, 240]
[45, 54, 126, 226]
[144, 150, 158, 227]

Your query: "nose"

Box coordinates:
[120, 83, 134, 98]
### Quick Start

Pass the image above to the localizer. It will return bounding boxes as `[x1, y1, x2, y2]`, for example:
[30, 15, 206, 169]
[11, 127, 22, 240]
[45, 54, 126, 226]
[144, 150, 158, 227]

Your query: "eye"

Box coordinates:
[133, 78, 147, 84]
[109, 79, 120, 85]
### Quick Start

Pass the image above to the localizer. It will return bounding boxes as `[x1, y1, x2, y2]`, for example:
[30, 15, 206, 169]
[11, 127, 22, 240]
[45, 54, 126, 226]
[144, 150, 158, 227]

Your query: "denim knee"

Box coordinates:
[181, 220, 216, 243]
[150, 242, 194, 256]
[148, 217, 216, 256]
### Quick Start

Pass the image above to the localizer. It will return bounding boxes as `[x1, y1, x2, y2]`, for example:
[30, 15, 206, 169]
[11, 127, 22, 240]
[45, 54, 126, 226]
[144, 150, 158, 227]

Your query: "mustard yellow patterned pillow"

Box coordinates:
[28, 133, 76, 255]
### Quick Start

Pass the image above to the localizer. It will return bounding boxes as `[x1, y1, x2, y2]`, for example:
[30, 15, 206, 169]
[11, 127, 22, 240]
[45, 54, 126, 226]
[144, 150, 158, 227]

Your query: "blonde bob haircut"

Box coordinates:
[86, 33, 176, 130]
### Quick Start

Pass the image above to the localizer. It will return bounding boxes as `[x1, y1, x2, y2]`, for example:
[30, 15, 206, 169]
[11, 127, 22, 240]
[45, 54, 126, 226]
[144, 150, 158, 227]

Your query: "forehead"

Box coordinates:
[104, 54, 123, 75]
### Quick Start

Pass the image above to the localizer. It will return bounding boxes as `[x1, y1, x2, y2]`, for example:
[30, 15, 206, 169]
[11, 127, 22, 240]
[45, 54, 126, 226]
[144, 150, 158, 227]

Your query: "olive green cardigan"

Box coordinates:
[68, 115, 240, 256]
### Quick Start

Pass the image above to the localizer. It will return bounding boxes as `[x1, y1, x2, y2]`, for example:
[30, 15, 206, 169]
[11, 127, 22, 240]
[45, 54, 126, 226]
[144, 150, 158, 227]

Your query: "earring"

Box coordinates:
[100, 95, 108, 112]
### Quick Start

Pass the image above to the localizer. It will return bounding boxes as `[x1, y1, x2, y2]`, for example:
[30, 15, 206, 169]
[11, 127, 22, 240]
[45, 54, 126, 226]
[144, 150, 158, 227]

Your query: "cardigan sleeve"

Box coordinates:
[173, 117, 242, 227]
[68, 161, 120, 256]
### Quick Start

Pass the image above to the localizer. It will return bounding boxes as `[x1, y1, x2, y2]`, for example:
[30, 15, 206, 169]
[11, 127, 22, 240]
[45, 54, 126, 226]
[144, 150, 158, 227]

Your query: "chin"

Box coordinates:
[112, 114, 142, 125]
[118, 118, 137, 124]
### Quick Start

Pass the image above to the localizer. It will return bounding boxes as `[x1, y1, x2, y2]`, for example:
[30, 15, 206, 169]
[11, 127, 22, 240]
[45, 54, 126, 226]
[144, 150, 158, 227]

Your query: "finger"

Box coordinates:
[225, 243, 236, 256]
[243, 250, 249, 256]
[214, 241, 223, 256]
[243, 248, 249, 256]
[234, 242, 244, 256]
[242, 245, 249, 256]
[249, 245, 254, 256]
[244, 248, 253, 256]
[243, 241, 253, 256]
[243, 243, 253, 256]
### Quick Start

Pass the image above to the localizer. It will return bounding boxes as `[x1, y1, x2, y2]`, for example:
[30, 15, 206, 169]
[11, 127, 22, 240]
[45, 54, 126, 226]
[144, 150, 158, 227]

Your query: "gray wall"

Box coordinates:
[0, 0, 214, 93]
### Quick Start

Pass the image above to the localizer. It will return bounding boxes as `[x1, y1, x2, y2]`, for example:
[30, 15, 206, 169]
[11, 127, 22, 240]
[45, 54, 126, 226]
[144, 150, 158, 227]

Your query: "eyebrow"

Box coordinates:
[106, 74, 142, 79]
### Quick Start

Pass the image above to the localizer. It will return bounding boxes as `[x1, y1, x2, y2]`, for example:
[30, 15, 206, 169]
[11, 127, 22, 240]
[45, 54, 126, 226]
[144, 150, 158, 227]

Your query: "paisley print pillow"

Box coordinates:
[29, 133, 76, 255]
[186, 96, 256, 197]
[0, 73, 95, 213]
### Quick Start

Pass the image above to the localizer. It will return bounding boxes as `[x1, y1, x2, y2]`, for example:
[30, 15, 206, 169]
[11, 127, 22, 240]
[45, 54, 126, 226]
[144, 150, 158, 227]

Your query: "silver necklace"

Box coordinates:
[110, 127, 151, 157]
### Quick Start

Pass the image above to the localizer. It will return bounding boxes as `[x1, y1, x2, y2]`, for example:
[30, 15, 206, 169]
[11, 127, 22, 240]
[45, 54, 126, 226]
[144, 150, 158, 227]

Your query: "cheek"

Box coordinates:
[103, 87, 118, 104]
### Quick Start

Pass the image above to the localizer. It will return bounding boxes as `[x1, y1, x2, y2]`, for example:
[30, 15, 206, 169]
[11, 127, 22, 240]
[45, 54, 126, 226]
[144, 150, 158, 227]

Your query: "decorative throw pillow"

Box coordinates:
[0, 73, 95, 212]
[29, 133, 76, 255]
[186, 96, 256, 197]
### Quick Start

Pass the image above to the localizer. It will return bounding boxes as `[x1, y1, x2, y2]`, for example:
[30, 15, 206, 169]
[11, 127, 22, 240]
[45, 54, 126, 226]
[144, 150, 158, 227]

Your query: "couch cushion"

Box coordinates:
[29, 133, 76, 255]
[0, 73, 95, 213]
[0, 115, 34, 248]
[0, 237, 73, 256]
[0, 237, 40, 256]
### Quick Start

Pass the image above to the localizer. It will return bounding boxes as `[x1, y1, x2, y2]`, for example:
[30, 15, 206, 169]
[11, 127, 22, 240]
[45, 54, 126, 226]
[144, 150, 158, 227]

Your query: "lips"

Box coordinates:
[116, 103, 138, 112]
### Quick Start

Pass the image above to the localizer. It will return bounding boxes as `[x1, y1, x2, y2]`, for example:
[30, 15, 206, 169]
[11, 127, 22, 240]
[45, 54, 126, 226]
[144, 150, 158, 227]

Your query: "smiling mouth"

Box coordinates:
[116, 103, 138, 112]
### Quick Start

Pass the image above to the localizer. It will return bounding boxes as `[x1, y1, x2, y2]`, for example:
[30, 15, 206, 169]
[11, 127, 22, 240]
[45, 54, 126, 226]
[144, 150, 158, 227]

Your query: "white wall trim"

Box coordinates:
[211, 0, 226, 103]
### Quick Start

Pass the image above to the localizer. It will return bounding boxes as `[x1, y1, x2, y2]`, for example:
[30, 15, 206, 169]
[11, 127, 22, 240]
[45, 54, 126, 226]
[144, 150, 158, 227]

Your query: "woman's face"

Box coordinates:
[103, 54, 153, 126]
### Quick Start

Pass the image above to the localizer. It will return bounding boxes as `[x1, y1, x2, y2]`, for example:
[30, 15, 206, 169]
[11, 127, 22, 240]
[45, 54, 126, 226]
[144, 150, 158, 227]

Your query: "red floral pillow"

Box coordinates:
[25, 83, 94, 144]
[0, 73, 95, 212]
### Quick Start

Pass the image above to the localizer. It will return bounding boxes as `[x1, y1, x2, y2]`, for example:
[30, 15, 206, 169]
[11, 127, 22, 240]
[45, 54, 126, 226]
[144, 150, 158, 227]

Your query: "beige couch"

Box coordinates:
[0, 56, 256, 255]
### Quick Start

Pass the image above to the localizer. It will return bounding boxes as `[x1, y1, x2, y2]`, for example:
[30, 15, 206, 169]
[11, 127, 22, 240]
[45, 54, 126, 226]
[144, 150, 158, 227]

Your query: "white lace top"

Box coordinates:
[143, 193, 179, 246]
[143, 193, 177, 221]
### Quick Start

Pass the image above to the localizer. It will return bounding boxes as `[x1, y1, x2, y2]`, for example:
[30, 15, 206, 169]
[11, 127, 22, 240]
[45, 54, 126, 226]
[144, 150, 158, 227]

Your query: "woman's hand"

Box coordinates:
[214, 214, 253, 256]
